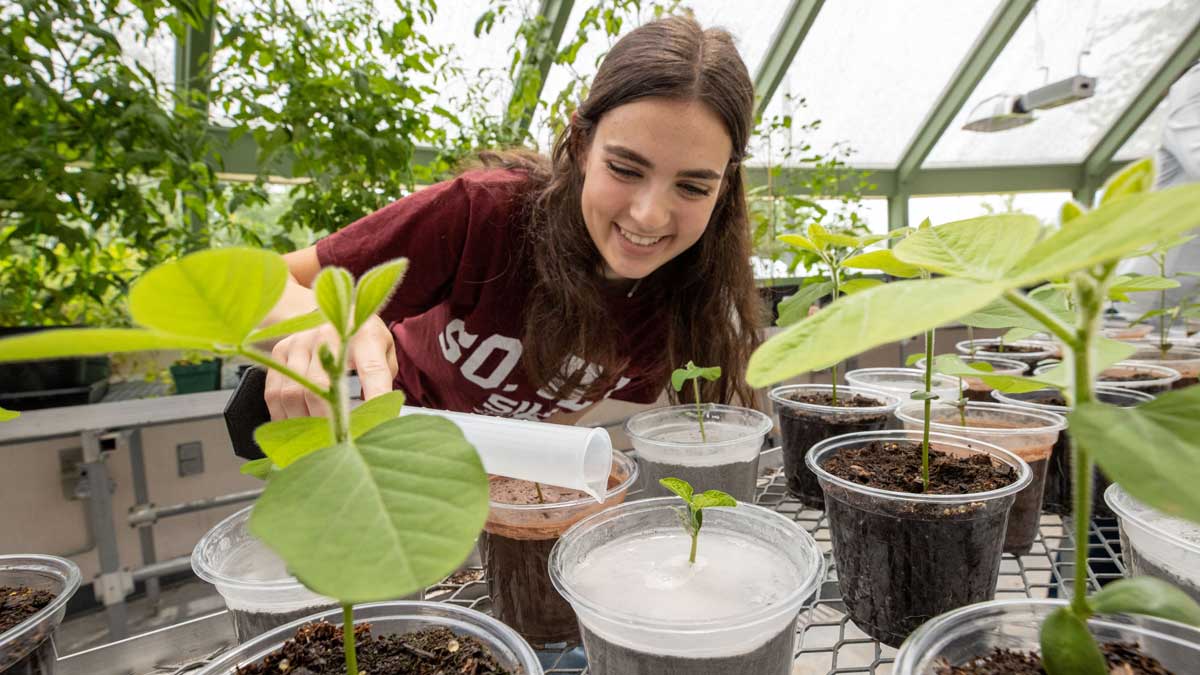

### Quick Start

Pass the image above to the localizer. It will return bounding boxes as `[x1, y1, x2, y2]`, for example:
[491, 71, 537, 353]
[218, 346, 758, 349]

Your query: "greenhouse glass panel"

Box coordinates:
[927, 0, 1200, 167]
[910, 191, 1073, 230]
[749, 0, 999, 169]
[1115, 96, 1169, 162]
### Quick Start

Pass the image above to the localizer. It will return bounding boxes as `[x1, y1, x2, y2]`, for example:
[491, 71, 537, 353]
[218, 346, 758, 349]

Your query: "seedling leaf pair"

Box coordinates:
[249, 391, 409, 472]
[659, 477, 736, 564]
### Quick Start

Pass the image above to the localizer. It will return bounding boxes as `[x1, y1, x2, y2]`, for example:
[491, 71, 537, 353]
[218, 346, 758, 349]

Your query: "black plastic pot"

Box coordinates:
[0, 327, 109, 411]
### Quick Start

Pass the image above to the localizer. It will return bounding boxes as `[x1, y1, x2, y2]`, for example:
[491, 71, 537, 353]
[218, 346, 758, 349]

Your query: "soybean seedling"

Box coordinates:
[0, 248, 489, 675]
[749, 158, 1200, 674]
[671, 361, 721, 442]
[1120, 235, 1194, 358]
[658, 477, 736, 564]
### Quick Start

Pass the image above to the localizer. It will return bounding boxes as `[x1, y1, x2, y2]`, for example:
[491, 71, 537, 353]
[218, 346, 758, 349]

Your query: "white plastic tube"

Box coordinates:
[399, 407, 612, 502]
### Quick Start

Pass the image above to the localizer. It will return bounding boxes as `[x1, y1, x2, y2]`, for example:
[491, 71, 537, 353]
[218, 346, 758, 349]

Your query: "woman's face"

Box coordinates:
[579, 97, 733, 281]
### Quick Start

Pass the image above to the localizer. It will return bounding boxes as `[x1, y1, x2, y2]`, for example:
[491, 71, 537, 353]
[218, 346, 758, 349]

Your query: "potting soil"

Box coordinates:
[934, 642, 1175, 674]
[0, 586, 56, 675]
[0, 587, 53, 633]
[482, 532, 579, 647]
[232, 622, 513, 674]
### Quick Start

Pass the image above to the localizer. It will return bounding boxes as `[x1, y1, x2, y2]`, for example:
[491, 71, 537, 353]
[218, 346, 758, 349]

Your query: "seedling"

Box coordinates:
[0, 248, 490, 675]
[748, 158, 1200, 673]
[671, 361, 722, 442]
[1120, 236, 1195, 358]
[658, 477, 736, 564]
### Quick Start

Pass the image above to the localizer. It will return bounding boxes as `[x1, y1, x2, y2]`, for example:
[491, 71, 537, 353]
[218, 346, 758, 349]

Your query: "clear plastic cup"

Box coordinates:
[1105, 483, 1200, 605]
[955, 338, 1058, 373]
[0, 555, 81, 675]
[991, 387, 1153, 518]
[914, 354, 1027, 402]
[1033, 361, 1180, 395]
[895, 401, 1065, 555]
[626, 404, 772, 503]
[769, 384, 900, 508]
[1126, 344, 1200, 389]
[808, 429, 1031, 646]
[549, 497, 824, 675]
[1103, 322, 1154, 340]
[483, 452, 638, 648]
[191, 505, 339, 643]
[844, 367, 964, 406]
[194, 600, 543, 674]
[894, 598, 1200, 674]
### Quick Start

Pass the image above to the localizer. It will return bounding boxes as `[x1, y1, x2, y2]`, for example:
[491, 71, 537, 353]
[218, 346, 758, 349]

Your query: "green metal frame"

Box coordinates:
[1076, 17, 1200, 204]
[503, 0, 576, 136]
[752, 0, 824, 120]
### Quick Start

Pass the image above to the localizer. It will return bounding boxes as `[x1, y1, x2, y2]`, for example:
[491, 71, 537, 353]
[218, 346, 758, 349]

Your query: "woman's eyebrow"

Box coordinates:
[603, 144, 722, 180]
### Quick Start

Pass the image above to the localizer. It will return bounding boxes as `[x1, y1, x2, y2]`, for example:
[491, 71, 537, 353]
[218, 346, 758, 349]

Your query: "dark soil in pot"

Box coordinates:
[232, 621, 513, 674]
[779, 391, 891, 508]
[971, 344, 1047, 355]
[1, 585, 56, 675]
[579, 616, 798, 675]
[934, 642, 1174, 674]
[820, 441, 1017, 647]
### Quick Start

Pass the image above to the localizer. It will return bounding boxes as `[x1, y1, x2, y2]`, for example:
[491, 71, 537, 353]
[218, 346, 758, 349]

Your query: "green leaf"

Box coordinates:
[244, 311, 326, 344]
[130, 248, 288, 344]
[1039, 607, 1107, 675]
[776, 281, 833, 328]
[0, 407, 18, 422]
[314, 267, 354, 336]
[842, 249, 922, 278]
[962, 288, 1072, 332]
[1003, 327, 1040, 343]
[1107, 275, 1180, 302]
[353, 259, 409, 333]
[748, 278, 1007, 387]
[808, 223, 861, 249]
[1100, 157, 1155, 205]
[905, 353, 924, 367]
[910, 390, 940, 401]
[1060, 200, 1086, 224]
[350, 391, 406, 437]
[691, 490, 737, 509]
[1089, 577, 1200, 626]
[893, 214, 1043, 281]
[1072, 387, 1200, 523]
[840, 278, 884, 295]
[1011, 183, 1200, 285]
[658, 477, 694, 503]
[0, 329, 216, 363]
[932, 355, 1054, 393]
[1034, 339, 1137, 391]
[250, 415, 488, 603]
[670, 361, 719, 391]
[778, 234, 819, 255]
[254, 417, 333, 468]
[240, 458, 275, 480]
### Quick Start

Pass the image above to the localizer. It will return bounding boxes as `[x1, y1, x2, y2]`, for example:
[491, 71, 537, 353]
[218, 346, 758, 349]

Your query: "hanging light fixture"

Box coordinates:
[963, 75, 1097, 133]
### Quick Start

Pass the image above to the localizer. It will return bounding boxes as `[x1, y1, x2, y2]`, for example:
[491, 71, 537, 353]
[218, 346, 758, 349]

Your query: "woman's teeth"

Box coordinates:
[617, 225, 663, 247]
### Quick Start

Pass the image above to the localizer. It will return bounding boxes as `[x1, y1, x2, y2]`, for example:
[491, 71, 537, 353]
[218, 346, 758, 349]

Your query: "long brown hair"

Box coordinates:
[481, 15, 763, 406]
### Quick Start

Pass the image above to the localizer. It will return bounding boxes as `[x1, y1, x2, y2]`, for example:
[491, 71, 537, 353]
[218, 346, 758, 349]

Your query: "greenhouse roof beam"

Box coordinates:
[894, 0, 1035, 187]
[504, 0, 576, 136]
[1080, 16, 1200, 196]
[752, 0, 824, 120]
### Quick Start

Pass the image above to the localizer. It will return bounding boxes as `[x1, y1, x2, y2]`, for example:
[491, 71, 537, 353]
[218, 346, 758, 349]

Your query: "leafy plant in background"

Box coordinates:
[0, 248, 490, 675]
[1117, 235, 1196, 357]
[748, 158, 1200, 673]
[670, 361, 721, 442]
[658, 477, 736, 564]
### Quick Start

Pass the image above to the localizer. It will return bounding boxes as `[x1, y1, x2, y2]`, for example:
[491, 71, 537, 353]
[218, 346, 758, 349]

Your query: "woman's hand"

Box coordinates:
[264, 314, 399, 419]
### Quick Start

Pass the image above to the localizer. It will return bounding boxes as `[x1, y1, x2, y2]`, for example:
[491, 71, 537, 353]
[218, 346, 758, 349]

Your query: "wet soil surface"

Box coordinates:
[935, 642, 1175, 674]
[975, 344, 1048, 354]
[1101, 372, 1161, 382]
[778, 391, 891, 508]
[0, 586, 54, 633]
[822, 441, 1016, 494]
[789, 391, 886, 408]
[234, 622, 513, 675]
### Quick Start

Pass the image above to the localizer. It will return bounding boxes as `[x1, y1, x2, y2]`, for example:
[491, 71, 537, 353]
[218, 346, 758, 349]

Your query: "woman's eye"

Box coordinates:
[679, 183, 711, 197]
[606, 161, 640, 178]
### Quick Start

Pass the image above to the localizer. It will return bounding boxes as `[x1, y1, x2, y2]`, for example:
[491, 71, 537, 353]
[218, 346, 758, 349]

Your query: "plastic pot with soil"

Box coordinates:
[895, 401, 1065, 555]
[195, 600, 542, 675]
[1125, 344, 1200, 389]
[1034, 361, 1181, 396]
[192, 505, 340, 642]
[808, 429, 1030, 647]
[893, 598, 1200, 674]
[549, 497, 824, 675]
[915, 354, 1027, 403]
[626, 404, 772, 503]
[769, 384, 900, 508]
[1106, 483, 1200, 605]
[0, 555, 81, 675]
[954, 339, 1058, 374]
[844, 367, 964, 412]
[482, 451, 637, 648]
[1102, 321, 1154, 340]
[991, 387, 1153, 518]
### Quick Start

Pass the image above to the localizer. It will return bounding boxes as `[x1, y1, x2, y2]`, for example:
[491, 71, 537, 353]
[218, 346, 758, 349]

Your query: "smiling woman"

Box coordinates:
[260, 14, 763, 424]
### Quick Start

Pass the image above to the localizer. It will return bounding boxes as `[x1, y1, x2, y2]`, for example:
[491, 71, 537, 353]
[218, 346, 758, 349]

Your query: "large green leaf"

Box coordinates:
[659, 477, 693, 502]
[314, 267, 354, 336]
[244, 311, 326, 344]
[349, 391, 406, 437]
[840, 278, 884, 295]
[842, 249, 922, 278]
[1011, 183, 1200, 285]
[1107, 275, 1180, 302]
[778, 234, 819, 255]
[0, 407, 18, 422]
[254, 417, 332, 468]
[1089, 577, 1200, 626]
[1039, 607, 1107, 675]
[129, 248, 287, 344]
[808, 223, 861, 249]
[893, 214, 1042, 281]
[1060, 200, 1086, 224]
[932, 354, 1057, 393]
[776, 280, 833, 328]
[1100, 157, 1155, 205]
[748, 278, 1006, 387]
[250, 414, 488, 603]
[0, 329, 216, 363]
[1032, 338, 1137, 391]
[961, 291, 1070, 332]
[240, 458, 275, 480]
[353, 259, 409, 332]
[1072, 387, 1200, 523]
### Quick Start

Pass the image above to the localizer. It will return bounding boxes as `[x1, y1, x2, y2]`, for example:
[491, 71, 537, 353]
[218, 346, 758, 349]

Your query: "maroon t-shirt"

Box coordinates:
[315, 168, 667, 419]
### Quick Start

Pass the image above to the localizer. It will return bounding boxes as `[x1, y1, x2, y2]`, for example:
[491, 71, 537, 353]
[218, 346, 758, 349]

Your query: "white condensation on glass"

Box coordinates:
[748, 0, 999, 169]
[926, 0, 1200, 167]
[909, 192, 1073, 230]
[1116, 96, 1171, 161]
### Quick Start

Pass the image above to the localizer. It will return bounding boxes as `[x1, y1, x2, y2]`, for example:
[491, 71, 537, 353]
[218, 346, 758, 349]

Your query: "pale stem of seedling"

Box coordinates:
[1157, 254, 1169, 357]
[921, 327, 934, 491]
[342, 604, 358, 675]
[688, 515, 699, 564]
[324, 334, 358, 672]
[829, 260, 842, 405]
[534, 482, 545, 504]
[692, 377, 707, 442]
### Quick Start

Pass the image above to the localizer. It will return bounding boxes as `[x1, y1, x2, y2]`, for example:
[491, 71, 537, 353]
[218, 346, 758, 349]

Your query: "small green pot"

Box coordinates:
[170, 358, 223, 394]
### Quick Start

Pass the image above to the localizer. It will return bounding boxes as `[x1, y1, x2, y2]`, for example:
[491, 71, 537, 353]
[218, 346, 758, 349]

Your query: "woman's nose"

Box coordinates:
[628, 185, 671, 231]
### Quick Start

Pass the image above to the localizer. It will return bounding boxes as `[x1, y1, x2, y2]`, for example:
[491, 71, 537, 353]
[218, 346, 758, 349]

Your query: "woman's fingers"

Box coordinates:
[350, 319, 399, 401]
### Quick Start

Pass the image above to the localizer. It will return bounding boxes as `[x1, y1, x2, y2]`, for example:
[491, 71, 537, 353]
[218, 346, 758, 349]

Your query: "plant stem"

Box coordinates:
[1158, 254, 1169, 358]
[1067, 274, 1104, 618]
[693, 377, 707, 442]
[689, 531, 698, 564]
[342, 604, 359, 675]
[1002, 290, 1077, 346]
[921, 327, 934, 492]
[534, 482, 545, 504]
[831, 270, 841, 405]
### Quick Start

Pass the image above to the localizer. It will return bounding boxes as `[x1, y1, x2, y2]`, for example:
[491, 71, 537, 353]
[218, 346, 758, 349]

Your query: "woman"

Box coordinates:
[264, 15, 763, 423]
